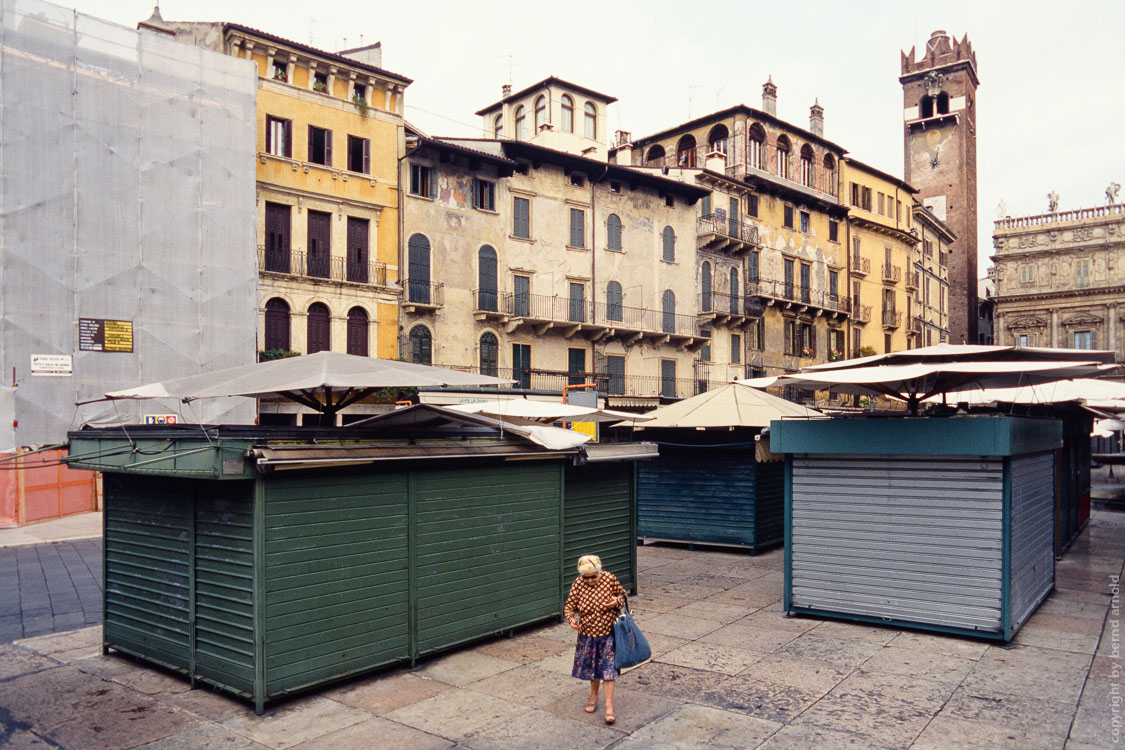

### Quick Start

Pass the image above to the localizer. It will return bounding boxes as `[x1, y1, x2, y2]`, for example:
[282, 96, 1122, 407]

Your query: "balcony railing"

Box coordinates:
[260, 246, 388, 286]
[746, 278, 851, 315]
[640, 145, 839, 198]
[593, 300, 699, 338]
[697, 213, 760, 247]
[882, 263, 902, 283]
[882, 309, 903, 328]
[905, 271, 919, 290]
[850, 255, 871, 275]
[430, 365, 709, 400]
[853, 304, 872, 323]
[405, 280, 444, 307]
[697, 291, 761, 318]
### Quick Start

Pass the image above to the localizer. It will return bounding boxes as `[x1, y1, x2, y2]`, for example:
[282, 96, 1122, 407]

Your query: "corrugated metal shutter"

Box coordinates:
[638, 449, 759, 548]
[1008, 452, 1055, 632]
[414, 464, 560, 655]
[565, 463, 636, 594]
[193, 484, 255, 695]
[754, 460, 785, 548]
[263, 472, 410, 695]
[103, 475, 192, 670]
[790, 455, 1005, 633]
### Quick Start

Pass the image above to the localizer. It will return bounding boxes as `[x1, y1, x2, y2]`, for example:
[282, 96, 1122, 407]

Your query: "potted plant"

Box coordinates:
[800, 346, 814, 358]
[313, 81, 328, 92]
[828, 349, 843, 361]
[272, 67, 287, 82]
[352, 94, 368, 114]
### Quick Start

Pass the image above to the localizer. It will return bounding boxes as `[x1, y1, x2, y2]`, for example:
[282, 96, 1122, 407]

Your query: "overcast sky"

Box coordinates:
[81, 0, 1125, 272]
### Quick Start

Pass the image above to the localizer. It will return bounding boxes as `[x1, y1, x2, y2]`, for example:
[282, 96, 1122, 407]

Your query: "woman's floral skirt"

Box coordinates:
[572, 633, 617, 681]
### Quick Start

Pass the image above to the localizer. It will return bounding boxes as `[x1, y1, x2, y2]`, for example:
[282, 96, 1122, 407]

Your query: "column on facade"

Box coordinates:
[1050, 308, 1058, 347]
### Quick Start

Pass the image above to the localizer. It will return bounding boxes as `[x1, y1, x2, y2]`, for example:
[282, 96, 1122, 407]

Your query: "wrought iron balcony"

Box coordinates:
[882, 263, 902, 283]
[696, 213, 759, 254]
[905, 271, 919, 290]
[853, 304, 872, 324]
[259, 246, 388, 286]
[593, 300, 699, 339]
[850, 254, 871, 276]
[403, 280, 444, 311]
[697, 291, 762, 324]
[882, 309, 903, 328]
[745, 277, 850, 317]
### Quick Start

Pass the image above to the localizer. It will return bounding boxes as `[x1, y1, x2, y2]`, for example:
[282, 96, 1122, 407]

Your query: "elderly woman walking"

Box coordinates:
[564, 554, 627, 724]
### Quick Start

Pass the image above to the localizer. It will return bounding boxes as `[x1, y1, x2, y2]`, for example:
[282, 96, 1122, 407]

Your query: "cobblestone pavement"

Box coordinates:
[0, 509, 1122, 749]
[0, 540, 103, 644]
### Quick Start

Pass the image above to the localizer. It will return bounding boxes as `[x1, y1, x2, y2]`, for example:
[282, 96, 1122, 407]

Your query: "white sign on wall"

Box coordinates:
[30, 354, 72, 376]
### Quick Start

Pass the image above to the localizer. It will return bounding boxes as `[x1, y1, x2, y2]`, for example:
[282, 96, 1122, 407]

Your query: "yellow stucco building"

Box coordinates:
[839, 158, 917, 355]
[158, 19, 410, 364]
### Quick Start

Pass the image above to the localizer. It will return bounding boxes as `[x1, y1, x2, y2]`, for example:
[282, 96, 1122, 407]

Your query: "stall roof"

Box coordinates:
[636, 383, 823, 429]
[802, 343, 1117, 371]
[447, 398, 654, 424]
[922, 377, 1125, 409]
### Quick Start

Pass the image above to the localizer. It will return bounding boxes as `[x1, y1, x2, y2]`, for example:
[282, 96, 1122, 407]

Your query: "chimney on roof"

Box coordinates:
[809, 99, 824, 136]
[502, 84, 512, 97]
[137, 3, 175, 36]
[762, 76, 778, 116]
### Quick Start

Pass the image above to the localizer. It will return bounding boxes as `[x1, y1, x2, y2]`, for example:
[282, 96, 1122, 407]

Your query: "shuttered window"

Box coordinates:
[409, 325, 432, 365]
[569, 208, 585, 248]
[410, 164, 436, 198]
[731, 333, 742, 364]
[606, 355, 625, 395]
[661, 289, 676, 333]
[472, 178, 495, 211]
[606, 214, 622, 251]
[730, 268, 740, 313]
[308, 126, 332, 166]
[266, 116, 291, 158]
[512, 343, 531, 388]
[408, 234, 431, 303]
[660, 359, 676, 398]
[346, 307, 368, 356]
[606, 281, 623, 322]
[513, 196, 531, 239]
[306, 210, 331, 278]
[662, 226, 675, 262]
[477, 246, 498, 311]
[264, 203, 291, 273]
[347, 135, 370, 174]
[264, 298, 290, 352]
[479, 333, 498, 377]
[568, 282, 586, 323]
[306, 303, 330, 353]
[701, 262, 712, 312]
[513, 275, 530, 317]
[568, 348, 586, 385]
[346, 217, 369, 283]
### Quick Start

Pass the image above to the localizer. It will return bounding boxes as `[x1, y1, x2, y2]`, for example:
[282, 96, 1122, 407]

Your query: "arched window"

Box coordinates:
[707, 124, 729, 156]
[920, 96, 934, 118]
[799, 144, 814, 187]
[307, 302, 330, 354]
[514, 105, 526, 140]
[747, 124, 766, 170]
[701, 262, 713, 313]
[408, 325, 432, 365]
[493, 114, 503, 138]
[676, 134, 697, 167]
[346, 307, 369, 356]
[646, 144, 665, 166]
[408, 233, 431, 303]
[534, 95, 547, 132]
[584, 102, 597, 139]
[936, 92, 949, 115]
[560, 95, 574, 132]
[823, 153, 838, 196]
[662, 226, 676, 262]
[477, 245, 498, 311]
[264, 297, 290, 352]
[606, 213, 623, 251]
[776, 135, 791, 179]
[606, 281, 623, 322]
[479, 332, 498, 377]
[661, 289, 676, 333]
[729, 268, 740, 313]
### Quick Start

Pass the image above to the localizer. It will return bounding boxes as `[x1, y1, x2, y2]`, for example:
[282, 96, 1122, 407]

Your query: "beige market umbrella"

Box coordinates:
[447, 398, 655, 424]
[99, 351, 514, 420]
[802, 343, 1117, 371]
[922, 377, 1125, 409]
[635, 382, 824, 430]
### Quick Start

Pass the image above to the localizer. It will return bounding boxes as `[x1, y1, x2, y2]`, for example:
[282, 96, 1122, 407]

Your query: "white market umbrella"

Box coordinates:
[802, 343, 1117, 372]
[740, 360, 1115, 414]
[921, 377, 1125, 409]
[100, 352, 514, 418]
[636, 382, 823, 430]
[447, 398, 655, 424]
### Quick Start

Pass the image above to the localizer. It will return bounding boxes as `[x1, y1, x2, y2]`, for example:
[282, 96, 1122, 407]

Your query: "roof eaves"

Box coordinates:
[474, 75, 618, 116]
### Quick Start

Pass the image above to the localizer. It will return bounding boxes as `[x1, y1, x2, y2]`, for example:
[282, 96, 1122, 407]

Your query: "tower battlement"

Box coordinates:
[900, 30, 979, 85]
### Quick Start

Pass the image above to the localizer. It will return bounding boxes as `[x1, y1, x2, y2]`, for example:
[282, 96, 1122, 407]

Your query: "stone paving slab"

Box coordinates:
[0, 539, 103, 643]
[0, 508, 1122, 749]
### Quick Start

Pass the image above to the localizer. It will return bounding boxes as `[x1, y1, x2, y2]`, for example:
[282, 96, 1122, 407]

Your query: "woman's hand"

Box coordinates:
[603, 595, 623, 610]
[567, 617, 580, 630]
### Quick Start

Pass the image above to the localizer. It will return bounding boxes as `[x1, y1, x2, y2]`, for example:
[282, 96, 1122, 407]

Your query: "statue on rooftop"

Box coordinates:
[1107, 182, 1121, 205]
[1047, 191, 1060, 213]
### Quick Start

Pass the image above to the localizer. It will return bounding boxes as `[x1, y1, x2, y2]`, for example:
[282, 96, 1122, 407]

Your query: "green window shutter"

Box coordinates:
[662, 226, 675, 262]
[701, 195, 711, 216]
[607, 214, 622, 250]
[570, 208, 584, 248]
[427, 167, 437, 199]
[513, 197, 530, 238]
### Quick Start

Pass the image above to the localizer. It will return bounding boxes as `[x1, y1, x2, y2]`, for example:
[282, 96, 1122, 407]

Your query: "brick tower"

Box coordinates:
[900, 30, 979, 344]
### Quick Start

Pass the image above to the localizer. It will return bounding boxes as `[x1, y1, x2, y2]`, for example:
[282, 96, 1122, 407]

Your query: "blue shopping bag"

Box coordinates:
[613, 601, 651, 670]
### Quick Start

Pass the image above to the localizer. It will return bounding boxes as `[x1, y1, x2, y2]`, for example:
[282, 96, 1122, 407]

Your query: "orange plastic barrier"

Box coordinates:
[0, 448, 97, 527]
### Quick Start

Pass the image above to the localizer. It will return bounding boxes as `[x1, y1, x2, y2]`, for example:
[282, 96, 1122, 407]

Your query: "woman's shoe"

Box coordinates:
[604, 711, 616, 725]
[584, 701, 597, 713]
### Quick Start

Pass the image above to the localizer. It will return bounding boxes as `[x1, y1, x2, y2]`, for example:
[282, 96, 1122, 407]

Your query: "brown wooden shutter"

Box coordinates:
[307, 303, 331, 353]
[347, 217, 369, 282]
[307, 210, 331, 278]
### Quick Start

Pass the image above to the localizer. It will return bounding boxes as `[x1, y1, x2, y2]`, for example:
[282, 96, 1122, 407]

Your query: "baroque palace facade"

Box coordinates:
[992, 202, 1125, 356]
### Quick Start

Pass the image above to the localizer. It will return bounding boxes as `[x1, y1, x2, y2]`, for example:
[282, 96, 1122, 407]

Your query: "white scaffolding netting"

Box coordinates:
[0, 0, 259, 448]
